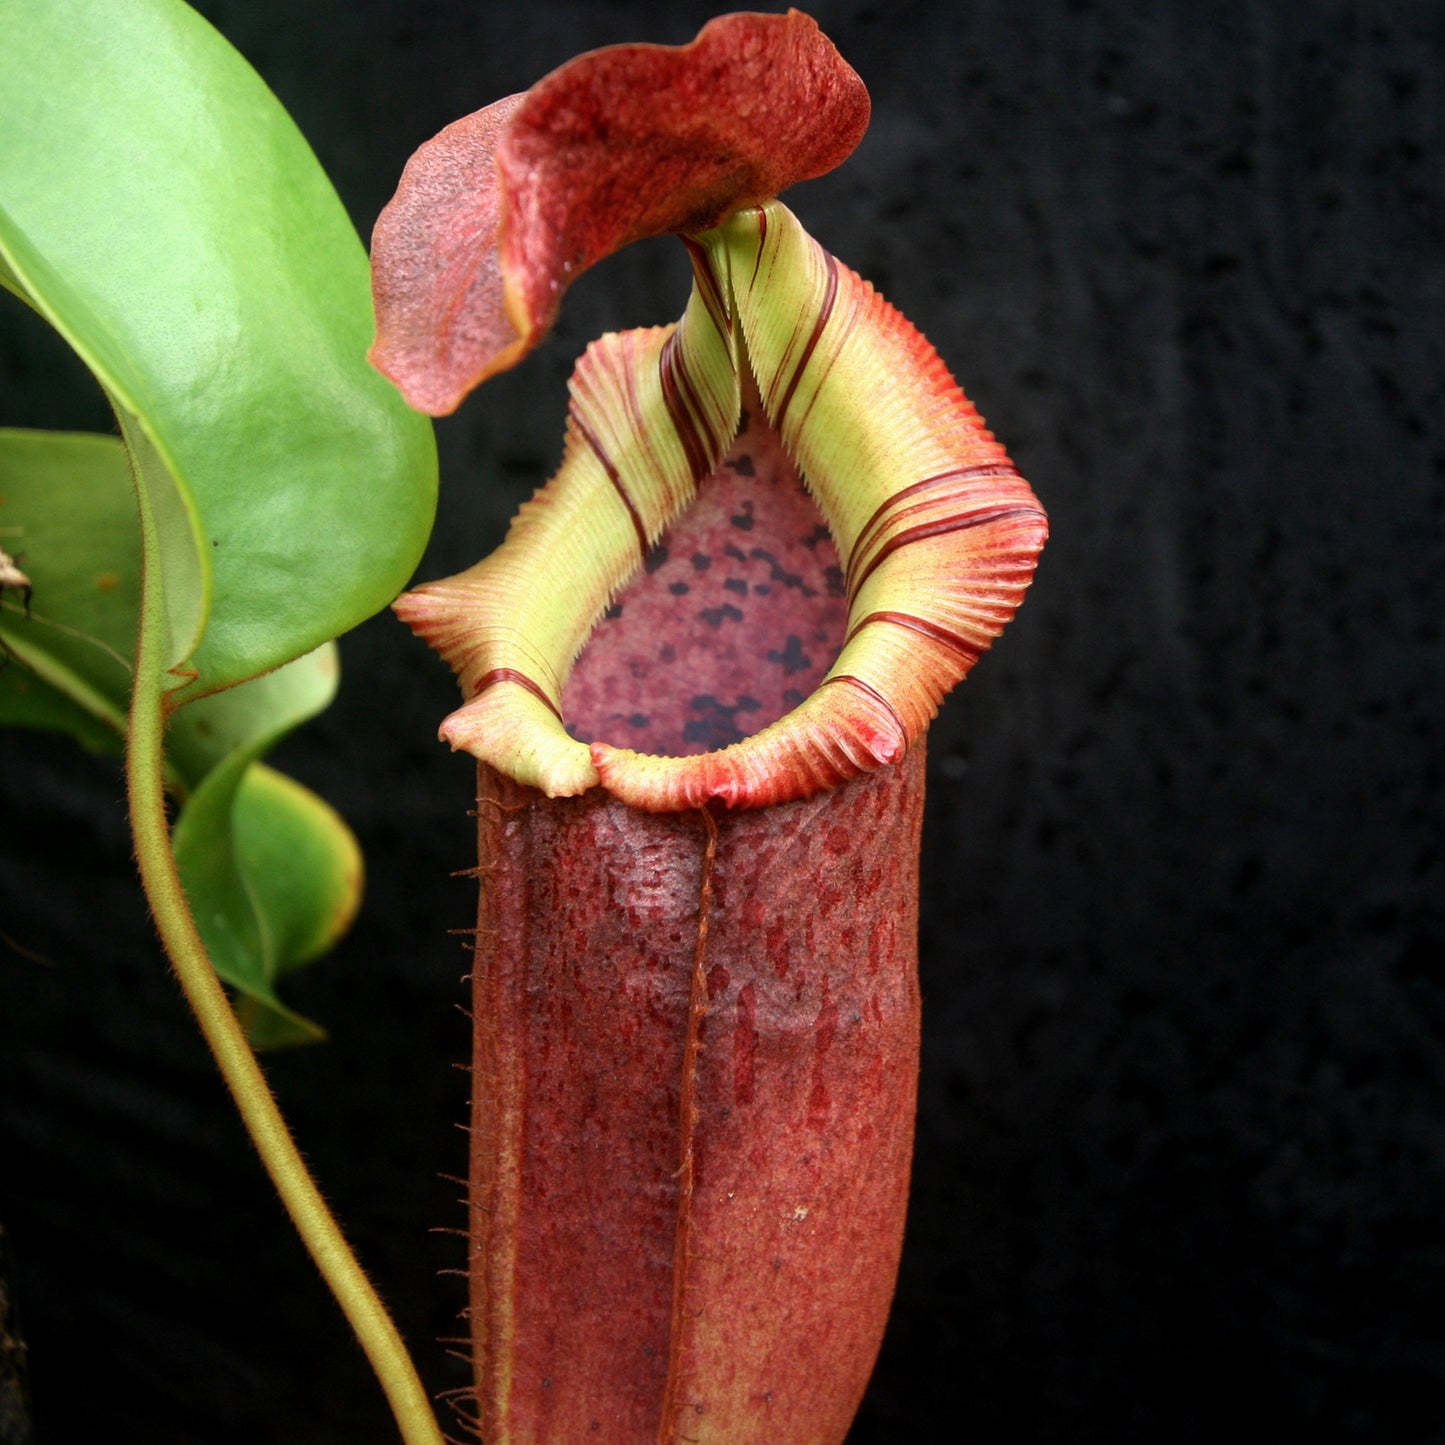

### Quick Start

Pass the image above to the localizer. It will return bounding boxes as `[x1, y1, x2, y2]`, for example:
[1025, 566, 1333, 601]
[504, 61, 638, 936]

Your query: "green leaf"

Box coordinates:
[174, 753, 364, 1051]
[1, 427, 359, 1040]
[0, 428, 139, 748]
[167, 633, 341, 796]
[230, 764, 366, 1049]
[1, 425, 336, 786]
[1, 0, 439, 1045]
[0, 0, 437, 699]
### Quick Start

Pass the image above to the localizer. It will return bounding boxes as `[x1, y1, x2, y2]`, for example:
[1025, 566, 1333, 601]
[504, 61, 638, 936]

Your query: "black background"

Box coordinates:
[3, 1, 1443, 1440]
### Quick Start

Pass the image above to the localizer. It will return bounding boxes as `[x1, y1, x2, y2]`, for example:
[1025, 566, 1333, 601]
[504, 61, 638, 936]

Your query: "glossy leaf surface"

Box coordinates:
[173, 755, 362, 1051]
[0, 429, 138, 749]
[0, 429, 359, 1043]
[0, 0, 437, 699]
[1, 0, 438, 1041]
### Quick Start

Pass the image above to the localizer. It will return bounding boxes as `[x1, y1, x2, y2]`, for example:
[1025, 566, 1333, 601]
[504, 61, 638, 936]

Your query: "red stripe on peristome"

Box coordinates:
[844, 610, 986, 666]
[748, 203, 768, 292]
[680, 236, 731, 341]
[819, 672, 908, 757]
[658, 328, 714, 483]
[848, 503, 1047, 598]
[847, 462, 1022, 586]
[470, 667, 563, 720]
[773, 250, 839, 430]
[571, 410, 651, 564]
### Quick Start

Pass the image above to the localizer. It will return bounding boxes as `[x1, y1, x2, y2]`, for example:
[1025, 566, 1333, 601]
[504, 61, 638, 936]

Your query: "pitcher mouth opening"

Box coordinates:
[392, 202, 1045, 814]
[374, 18, 1044, 814]
[561, 384, 847, 766]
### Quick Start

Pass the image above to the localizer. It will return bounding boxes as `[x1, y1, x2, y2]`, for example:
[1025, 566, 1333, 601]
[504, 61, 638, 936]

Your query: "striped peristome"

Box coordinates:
[396, 200, 1046, 811]
[396, 245, 739, 798]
